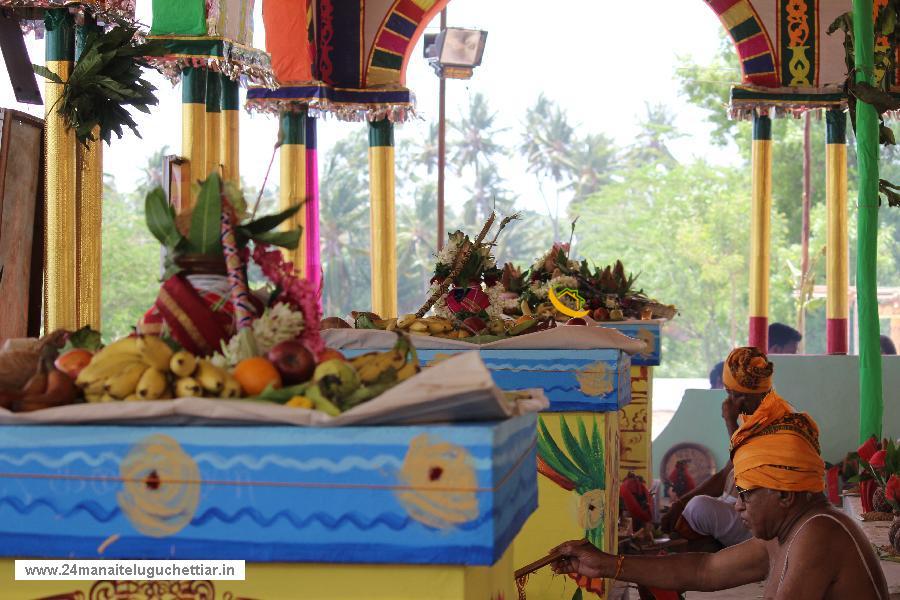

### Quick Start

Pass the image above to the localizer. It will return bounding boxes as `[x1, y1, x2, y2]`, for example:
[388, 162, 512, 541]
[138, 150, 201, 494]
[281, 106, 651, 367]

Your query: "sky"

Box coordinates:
[0, 1, 739, 214]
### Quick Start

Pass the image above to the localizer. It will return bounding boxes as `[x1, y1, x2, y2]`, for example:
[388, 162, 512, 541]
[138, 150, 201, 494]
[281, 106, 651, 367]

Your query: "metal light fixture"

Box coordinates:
[424, 27, 487, 80]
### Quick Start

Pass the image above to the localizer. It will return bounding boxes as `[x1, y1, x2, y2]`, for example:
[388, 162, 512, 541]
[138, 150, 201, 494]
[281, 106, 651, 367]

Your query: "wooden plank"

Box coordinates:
[0, 109, 43, 341]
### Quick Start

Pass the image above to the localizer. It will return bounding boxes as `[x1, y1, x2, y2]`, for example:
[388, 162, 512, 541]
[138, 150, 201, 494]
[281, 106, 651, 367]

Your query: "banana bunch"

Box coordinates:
[75, 337, 239, 402]
[350, 332, 421, 404]
[366, 314, 474, 339]
[76, 336, 175, 402]
[169, 352, 241, 399]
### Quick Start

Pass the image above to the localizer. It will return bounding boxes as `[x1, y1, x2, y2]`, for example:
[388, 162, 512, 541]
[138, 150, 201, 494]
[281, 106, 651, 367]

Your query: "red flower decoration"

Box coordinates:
[869, 450, 887, 469]
[886, 474, 900, 503]
[858, 436, 880, 462]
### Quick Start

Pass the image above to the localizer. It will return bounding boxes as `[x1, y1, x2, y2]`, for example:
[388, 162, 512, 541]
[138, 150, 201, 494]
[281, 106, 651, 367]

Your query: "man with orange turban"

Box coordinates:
[661, 347, 774, 548]
[549, 393, 890, 599]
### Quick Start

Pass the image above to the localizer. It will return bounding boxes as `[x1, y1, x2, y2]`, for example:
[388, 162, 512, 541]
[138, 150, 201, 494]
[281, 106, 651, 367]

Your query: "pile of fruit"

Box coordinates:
[74, 336, 239, 402]
[325, 310, 562, 340]
[247, 332, 420, 415]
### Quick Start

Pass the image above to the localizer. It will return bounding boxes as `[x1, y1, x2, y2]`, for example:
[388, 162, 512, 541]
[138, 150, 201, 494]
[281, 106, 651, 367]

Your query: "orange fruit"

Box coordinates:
[233, 357, 282, 396]
[317, 348, 346, 362]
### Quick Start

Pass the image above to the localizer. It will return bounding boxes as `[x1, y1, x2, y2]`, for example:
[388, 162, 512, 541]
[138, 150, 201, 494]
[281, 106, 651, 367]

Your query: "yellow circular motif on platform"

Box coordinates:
[575, 361, 613, 397]
[576, 489, 606, 530]
[396, 434, 479, 530]
[636, 328, 655, 358]
[117, 434, 201, 538]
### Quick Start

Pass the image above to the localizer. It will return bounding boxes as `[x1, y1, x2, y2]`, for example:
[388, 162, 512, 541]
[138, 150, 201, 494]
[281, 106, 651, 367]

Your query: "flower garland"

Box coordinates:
[252, 244, 324, 356]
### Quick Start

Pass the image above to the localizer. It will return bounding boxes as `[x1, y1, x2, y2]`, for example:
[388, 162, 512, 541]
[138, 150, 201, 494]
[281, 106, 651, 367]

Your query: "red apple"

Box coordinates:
[566, 317, 588, 326]
[317, 347, 347, 363]
[54, 349, 93, 379]
[268, 340, 316, 385]
[592, 308, 610, 321]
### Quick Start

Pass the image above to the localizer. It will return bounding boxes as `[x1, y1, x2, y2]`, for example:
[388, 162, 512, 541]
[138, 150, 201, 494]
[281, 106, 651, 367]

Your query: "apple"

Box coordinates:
[566, 317, 588, 326]
[317, 347, 347, 363]
[267, 340, 316, 385]
[592, 308, 610, 321]
[54, 349, 93, 379]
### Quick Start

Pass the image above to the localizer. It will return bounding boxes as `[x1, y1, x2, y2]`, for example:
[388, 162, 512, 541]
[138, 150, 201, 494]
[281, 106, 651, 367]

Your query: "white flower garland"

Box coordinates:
[214, 303, 306, 368]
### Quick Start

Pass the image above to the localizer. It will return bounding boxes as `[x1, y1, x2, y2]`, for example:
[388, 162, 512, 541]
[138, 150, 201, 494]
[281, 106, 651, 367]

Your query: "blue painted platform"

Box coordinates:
[597, 321, 662, 366]
[0, 415, 537, 565]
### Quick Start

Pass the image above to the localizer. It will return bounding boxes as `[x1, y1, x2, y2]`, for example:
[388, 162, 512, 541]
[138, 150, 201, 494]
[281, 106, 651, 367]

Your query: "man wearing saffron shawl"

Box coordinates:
[661, 347, 775, 547]
[550, 390, 889, 599]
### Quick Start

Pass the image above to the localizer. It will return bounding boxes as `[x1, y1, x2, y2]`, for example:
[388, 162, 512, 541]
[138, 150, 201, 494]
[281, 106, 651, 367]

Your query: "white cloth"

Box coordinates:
[681, 494, 752, 547]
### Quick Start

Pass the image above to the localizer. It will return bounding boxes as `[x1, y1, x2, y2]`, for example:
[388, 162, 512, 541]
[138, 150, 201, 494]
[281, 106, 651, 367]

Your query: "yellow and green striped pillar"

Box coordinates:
[43, 8, 78, 331]
[368, 119, 397, 319]
[205, 70, 223, 180]
[221, 77, 240, 185]
[749, 113, 772, 351]
[279, 110, 307, 274]
[74, 15, 103, 330]
[181, 66, 207, 212]
[826, 109, 849, 355]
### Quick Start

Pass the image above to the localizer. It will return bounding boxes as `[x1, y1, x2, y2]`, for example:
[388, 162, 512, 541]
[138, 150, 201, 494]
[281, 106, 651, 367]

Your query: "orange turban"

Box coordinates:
[730, 392, 825, 493]
[723, 347, 773, 393]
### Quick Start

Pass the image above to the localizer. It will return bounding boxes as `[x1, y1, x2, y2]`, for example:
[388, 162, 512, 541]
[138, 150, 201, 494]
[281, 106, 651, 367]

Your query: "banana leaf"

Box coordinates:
[241, 204, 301, 236]
[145, 187, 182, 248]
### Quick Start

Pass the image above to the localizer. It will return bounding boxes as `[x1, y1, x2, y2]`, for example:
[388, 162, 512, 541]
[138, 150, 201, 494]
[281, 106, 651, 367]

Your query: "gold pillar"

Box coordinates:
[749, 114, 772, 350]
[221, 77, 240, 184]
[181, 67, 206, 212]
[279, 111, 307, 273]
[368, 119, 397, 318]
[826, 110, 849, 354]
[204, 70, 222, 180]
[75, 131, 103, 329]
[44, 9, 78, 331]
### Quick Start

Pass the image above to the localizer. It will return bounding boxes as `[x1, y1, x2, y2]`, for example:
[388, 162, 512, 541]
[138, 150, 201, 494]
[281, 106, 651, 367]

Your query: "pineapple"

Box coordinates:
[873, 487, 893, 513]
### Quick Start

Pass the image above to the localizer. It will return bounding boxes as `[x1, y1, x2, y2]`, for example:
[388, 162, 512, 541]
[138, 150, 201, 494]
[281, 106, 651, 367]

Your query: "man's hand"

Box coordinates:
[660, 499, 685, 533]
[721, 398, 740, 435]
[549, 539, 613, 579]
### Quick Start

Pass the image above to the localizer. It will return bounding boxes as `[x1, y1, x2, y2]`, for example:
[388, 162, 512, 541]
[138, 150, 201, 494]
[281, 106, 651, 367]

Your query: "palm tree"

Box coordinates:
[136, 145, 171, 196]
[565, 132, 619, 205]
[318, 130, 372, 316]
[520, 95, 576, 241]
[449, 93, 508, 227]
[624, 103, 682, 169]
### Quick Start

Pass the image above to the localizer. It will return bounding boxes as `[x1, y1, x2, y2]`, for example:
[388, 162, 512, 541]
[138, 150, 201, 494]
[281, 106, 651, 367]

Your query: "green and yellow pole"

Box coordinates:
[368, 119, 397, 318]
[279, 110, 307, 274]
[43, 8, 77, 331]
[181, 67, 206, 212]
[74, 16, 102, 330]
[221, 77, 240, 185]
[852, 0, 883, 441]
[748, 114, 772, 351]
[826, 110, 849, 355]
[204, 70, 223, 180]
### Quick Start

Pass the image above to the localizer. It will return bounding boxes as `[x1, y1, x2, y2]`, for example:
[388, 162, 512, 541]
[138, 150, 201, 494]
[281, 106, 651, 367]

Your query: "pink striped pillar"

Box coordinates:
[305, 116, 322, 292]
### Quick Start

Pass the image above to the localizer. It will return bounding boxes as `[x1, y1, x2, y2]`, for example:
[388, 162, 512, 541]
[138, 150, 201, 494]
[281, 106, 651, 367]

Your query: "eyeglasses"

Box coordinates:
[734, 485, 759, 503]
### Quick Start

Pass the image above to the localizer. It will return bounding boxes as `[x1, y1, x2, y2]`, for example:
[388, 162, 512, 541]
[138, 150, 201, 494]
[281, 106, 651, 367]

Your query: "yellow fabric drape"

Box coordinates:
[826, 143, 849, 320]
[76, 130, 103, 329]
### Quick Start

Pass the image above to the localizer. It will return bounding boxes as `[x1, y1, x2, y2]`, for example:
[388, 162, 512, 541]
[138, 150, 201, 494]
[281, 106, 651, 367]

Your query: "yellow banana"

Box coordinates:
[349, 352, 379, 369]
[286, 395, 314, 409]
[195, 360, 226, 395]
[396, 361, 418, 382]
[136, 368, 168, 400]
[175, 377, 203, 398]
[75, 337, 143, 386]
[397, 314, 417, 329]
[123, 393, 141, 401]
[169, 351, 198, 378]
[105, 364, 149, 399]
[355, 353, 395, 383]
[222, 375, 242, 399]
[137, 335, 174, 371]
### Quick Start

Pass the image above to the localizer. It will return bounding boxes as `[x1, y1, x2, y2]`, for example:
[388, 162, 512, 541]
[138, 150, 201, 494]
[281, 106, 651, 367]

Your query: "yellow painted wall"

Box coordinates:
[619, 366, 653, 483]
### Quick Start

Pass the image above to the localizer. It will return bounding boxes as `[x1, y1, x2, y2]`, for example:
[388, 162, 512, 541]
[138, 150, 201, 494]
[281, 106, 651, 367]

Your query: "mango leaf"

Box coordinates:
[241, 204, 301, 236]
[145, 187, 182, 248]
[251, 229, 301, 250]
[189, 174, 223, 255]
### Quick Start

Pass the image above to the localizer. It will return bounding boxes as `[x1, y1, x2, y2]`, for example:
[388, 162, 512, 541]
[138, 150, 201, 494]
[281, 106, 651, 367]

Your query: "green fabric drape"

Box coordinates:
[853, 0, 883, 442]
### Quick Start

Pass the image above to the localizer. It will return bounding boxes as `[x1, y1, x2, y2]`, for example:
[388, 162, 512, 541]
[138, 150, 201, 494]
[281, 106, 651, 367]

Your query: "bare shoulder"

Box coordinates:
[789, 509, 873, 564]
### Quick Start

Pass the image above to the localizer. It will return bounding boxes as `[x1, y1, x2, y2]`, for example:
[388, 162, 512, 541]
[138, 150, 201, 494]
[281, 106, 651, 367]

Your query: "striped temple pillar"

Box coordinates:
[749, 114, 772, 351]
[305, 116, 322, 290]
[221, 77, 240, 185]
[74, 16, 103, 330]
[279, 110, 307, 274]
[180, 67, 206, 212]
[826, 110, 849, 354]
[43, 8, 78, 331]
[368, 118, 397, 319]
[204, 70, 223, 180]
